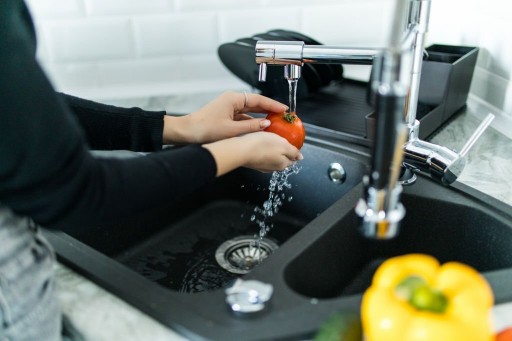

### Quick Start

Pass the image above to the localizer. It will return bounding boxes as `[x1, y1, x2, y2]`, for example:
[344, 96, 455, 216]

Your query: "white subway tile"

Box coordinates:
[218, 8, 301, 44]
[27, 0, 512, 112]
[133, 13, 218, 57]
[25, 0, 85, 20]
[42, 18, 135, 62]
[38, 62, 100, 91]
[465, 0, 511, 22]
[475, 16, 512, 81]
[84, 0, 172, 16]
[301, 2, 394, 47]
[179, 54, 231, 80]
[96, 57, 182, 85]
[175, 0, 262, 12]
[470, 67, 510, 112]
[428, 1, 474, 47]
[262, 0, 323, 6]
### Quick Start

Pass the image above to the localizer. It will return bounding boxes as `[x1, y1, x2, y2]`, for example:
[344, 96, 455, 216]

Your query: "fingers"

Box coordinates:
[229, 117, 271, 136]
[247, 93, 289, 113]
[284, 146, 303, 162]
[233, 91, 288, 113]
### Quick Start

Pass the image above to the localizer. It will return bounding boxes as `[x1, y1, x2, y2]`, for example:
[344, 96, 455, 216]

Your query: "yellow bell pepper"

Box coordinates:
[361, 254, 494, 341]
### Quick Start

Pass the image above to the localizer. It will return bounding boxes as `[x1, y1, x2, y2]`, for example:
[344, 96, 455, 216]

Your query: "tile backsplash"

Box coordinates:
[27, 0, 512, 119]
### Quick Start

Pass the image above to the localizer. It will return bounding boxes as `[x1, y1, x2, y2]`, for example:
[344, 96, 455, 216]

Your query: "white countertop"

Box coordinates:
[56, 94, 512, 340]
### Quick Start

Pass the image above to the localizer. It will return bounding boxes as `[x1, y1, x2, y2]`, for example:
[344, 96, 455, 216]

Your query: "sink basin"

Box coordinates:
[51, 142, 368, 293]
[44, 139, 512, 341]
[285, 180, 512, 299]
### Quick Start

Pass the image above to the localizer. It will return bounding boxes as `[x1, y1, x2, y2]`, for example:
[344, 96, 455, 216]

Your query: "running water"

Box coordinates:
[248, 77, 302, 261]
[250, 163, 302, 256]
[288, 79, 298, 113]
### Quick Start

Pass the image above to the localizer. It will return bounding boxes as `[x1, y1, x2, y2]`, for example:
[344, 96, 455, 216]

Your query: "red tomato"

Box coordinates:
[264, 111, 306, 149]
[497, 327, 512, 341]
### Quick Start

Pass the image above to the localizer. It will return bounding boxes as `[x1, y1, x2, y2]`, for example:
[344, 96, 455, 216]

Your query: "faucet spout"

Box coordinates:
[253, 0, 480, 239]
[353, 0, 412, 239]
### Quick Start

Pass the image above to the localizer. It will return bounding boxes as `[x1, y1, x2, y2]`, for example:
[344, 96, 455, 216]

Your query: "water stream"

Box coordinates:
[250, 78, 302, 257]
[288, 79, 298, 113]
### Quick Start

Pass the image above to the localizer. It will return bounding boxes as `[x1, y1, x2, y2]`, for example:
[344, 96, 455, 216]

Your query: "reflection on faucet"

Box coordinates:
[255, 0, 419, 239]
[403, 113, 495, 185]
[254, 0, 492, 239]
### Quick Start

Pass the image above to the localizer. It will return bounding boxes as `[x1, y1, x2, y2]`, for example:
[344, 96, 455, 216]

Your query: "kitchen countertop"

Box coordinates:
[56, 93, 512, 340]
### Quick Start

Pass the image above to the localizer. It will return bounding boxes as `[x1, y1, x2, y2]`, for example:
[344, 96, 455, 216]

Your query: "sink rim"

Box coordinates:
[44, 140, 512, 341]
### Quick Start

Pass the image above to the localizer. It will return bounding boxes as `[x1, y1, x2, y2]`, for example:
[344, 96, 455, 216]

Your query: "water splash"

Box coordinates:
[250, 163, 301, 255]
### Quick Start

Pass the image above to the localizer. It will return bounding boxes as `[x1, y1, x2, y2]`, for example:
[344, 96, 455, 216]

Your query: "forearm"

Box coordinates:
[0, 11, 217, 232]
[59, 93, 166, 152]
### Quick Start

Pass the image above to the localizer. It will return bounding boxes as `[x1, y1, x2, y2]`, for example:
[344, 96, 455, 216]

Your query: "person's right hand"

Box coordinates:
[162, 91, 288, 145]
[202, 131, 303, 176]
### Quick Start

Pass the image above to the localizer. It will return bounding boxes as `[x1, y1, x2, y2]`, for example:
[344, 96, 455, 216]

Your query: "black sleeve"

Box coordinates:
[0, 0, 217, 233]
[57, 93, 166, 152]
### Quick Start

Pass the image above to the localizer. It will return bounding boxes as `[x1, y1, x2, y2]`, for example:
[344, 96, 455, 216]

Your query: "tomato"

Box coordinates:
[264, 111, 306, 149]
[497, 327, 512, 341]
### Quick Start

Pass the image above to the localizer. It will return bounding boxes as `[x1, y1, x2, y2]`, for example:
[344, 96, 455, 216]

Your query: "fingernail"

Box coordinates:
[298, 153, 304, 160]
[260, 119, 271, 129]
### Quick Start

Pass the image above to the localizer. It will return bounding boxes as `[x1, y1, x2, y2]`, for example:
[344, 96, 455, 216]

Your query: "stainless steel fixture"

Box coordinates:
[328, 162, 347, 183]
[225, 278, 274, 315]
[254, 0, 495, 238]
[403, 113, 495, 185]
[215, 236, 279, 274]
[255, 0, 416, 239]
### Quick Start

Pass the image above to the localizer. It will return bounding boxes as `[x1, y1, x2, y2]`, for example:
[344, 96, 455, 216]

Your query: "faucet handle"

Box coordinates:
[403, 113, 495, 185]
[258, 63, 267, 82]
[459, 113, 495, 157]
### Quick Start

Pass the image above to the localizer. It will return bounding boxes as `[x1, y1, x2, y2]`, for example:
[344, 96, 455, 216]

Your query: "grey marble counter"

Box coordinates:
[56, 94, 512, 340]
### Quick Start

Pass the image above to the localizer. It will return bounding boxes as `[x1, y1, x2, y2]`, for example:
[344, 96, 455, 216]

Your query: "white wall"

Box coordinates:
[26, 0, 512, 119]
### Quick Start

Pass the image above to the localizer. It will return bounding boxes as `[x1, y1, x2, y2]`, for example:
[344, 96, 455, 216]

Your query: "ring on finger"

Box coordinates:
[243, 91, 248, 108]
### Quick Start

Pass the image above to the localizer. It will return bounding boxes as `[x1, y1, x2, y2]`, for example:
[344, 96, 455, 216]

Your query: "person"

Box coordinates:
[0, 1, 302, 340]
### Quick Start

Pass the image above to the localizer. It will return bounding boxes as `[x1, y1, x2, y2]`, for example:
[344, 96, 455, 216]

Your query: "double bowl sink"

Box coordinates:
[44, 135, 512, 340]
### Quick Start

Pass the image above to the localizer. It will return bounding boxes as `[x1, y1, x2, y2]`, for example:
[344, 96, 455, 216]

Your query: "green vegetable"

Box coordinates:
[313, 310, 362, 341]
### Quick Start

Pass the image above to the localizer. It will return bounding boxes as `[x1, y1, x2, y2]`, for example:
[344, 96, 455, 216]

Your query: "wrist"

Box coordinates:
[163, 115, 190, 145]
[203, 137, 248, 177]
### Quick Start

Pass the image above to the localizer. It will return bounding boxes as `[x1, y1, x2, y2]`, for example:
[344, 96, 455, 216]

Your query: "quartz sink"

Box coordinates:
[44, 138, 512, 341]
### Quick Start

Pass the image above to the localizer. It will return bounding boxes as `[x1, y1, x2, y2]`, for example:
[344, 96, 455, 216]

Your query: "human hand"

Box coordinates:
[162, 91, 288, 144]
[203, 131, 303, 176]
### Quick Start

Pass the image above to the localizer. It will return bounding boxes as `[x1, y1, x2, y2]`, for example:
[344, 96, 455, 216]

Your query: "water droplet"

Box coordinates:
[248, 165, 301, 245]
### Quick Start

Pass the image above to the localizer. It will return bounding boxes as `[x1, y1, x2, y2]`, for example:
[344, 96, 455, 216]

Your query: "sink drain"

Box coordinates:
[215, 236, 279, 274]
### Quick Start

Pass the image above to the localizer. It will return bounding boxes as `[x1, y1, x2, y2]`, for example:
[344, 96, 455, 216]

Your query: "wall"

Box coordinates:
[26, 0, 512, 119]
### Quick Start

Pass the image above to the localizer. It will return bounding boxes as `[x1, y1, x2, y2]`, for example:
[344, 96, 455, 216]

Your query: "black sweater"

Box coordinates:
[0, 0, 217, 232]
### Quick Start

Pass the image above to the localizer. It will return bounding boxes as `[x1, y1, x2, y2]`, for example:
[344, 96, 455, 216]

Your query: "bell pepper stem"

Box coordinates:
[396, 275, 448, 313]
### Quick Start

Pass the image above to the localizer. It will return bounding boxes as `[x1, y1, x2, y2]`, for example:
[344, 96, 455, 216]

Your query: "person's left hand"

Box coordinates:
[162, 91, 288, 144]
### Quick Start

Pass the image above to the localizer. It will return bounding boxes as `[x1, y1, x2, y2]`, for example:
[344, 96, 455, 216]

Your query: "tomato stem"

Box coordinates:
[283, 112, 296, 124]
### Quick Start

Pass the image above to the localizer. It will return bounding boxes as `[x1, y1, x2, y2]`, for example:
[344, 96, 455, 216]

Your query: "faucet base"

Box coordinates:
[399, 168, 417, 186]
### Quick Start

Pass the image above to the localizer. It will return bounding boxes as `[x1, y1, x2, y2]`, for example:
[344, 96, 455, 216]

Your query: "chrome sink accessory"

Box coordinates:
[403, 113, 495, 185]
[225, 278, 274, 315]
[255, 0, 490, 239]
[398, 0, 495, 185]
[328, 163, 346, 183]
[215, 236, 278, 274]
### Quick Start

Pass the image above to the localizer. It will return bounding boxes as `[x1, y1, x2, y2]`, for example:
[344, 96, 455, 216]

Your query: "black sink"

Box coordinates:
[44, 140, 512, 341]
[50, 142, 368, 292]
[285, 182, 512, 299]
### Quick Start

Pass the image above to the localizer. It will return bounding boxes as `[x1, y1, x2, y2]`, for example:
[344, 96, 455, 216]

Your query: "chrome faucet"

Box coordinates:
[254, 0, 493, 239]
[255, 0, 417, 239]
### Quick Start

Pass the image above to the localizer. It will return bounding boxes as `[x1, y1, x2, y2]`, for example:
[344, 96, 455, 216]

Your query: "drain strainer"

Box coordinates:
[215, 236, 279, 274]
